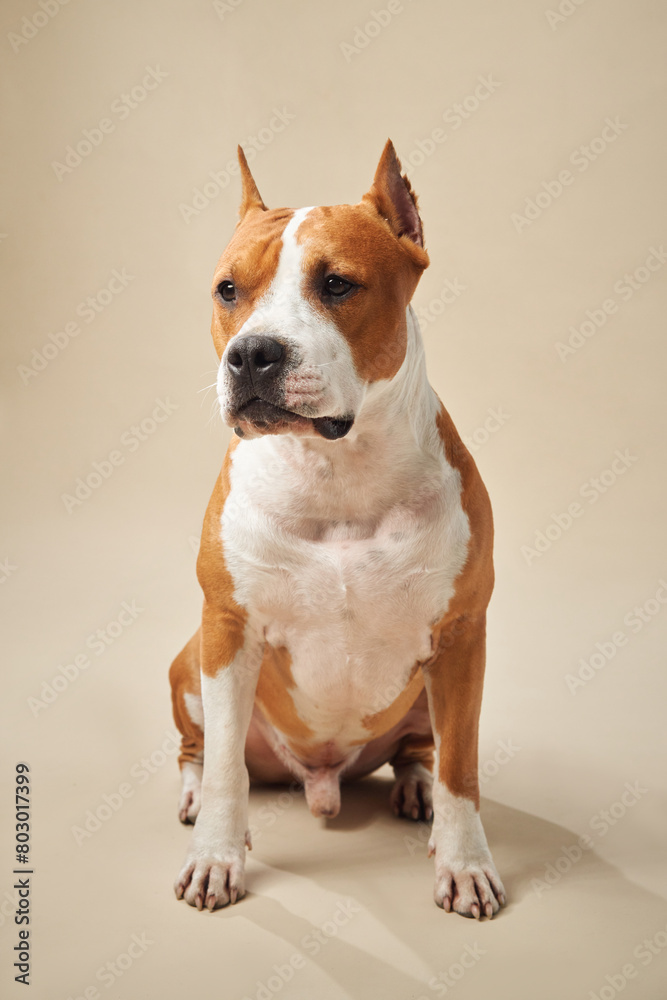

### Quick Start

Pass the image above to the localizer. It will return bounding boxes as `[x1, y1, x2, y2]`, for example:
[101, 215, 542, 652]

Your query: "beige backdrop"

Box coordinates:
[1, 1, 667, 998]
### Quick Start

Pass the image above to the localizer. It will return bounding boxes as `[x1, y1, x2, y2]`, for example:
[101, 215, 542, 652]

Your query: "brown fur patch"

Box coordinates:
[389, 733, 435, 772]
[358, 662, 426, 741]
[197, 436, 249, 677]
[237, 145, 267, 218]
[254, 644, 315, 757]
[422, 400, 495, 808]
[362, 139, 427, 252]
[209, 208, 294, 359]
[296, 202, 428, 382]
[169, 629, 204, 767]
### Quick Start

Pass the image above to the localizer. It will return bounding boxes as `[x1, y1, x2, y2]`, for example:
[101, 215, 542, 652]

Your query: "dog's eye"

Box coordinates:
[217, 280, 236, 302]
[324, 274, 353, 298]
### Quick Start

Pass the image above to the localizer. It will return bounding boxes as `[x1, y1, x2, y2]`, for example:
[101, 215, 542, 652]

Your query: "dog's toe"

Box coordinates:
[390, 762, 433, 821]
[177, 762, 202, 824]
[175, 854, 245, 910]
[433, 860, 506, 919]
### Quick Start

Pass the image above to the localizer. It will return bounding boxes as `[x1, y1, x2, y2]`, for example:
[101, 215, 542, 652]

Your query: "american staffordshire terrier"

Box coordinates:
[170, 140, 506, 918]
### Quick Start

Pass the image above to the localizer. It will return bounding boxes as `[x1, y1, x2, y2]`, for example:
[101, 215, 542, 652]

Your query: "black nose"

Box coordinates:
[226, 336, 285, 385]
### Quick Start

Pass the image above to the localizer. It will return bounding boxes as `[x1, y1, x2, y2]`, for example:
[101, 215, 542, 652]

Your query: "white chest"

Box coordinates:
[220, 432, 470, 736]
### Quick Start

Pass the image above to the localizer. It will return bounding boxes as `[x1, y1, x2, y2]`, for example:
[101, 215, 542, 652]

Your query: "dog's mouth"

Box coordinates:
[233, 398, 354, 441]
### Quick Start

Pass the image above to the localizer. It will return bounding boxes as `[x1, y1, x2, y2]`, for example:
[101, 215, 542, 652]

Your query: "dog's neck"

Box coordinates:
[241, 308, 450, 537]
[289, 307, 441, 471]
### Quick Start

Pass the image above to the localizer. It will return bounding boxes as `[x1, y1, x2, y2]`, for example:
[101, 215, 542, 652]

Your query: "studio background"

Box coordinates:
[1, 1, 666, 998]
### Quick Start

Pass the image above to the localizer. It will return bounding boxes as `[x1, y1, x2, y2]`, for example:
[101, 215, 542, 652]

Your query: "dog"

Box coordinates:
[169, 140, 506, 919]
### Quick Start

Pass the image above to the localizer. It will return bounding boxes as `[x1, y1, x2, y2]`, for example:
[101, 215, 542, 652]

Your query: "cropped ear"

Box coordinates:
[363, 140, 426, 256]
[237, 145, 267, 219]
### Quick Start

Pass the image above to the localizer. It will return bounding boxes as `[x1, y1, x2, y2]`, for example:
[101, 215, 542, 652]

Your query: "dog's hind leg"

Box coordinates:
[389, 732, 435, 822]
[169, 629, 204, 824]
[385, 686, 435, 821]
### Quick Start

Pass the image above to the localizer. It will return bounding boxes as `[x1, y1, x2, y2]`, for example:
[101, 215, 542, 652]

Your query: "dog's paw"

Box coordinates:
[174, 845, 246, 911]
[177, 762, 202, 825]
[432, 856, 506, 919]
[390, 762, 433, 821]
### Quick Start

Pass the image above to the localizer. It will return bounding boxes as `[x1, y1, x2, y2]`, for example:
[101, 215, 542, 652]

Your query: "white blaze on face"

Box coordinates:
[218, 207, 366, 421]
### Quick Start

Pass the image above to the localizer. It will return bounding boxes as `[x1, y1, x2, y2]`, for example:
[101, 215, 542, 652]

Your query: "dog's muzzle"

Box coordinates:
[224, 335, 354, 440]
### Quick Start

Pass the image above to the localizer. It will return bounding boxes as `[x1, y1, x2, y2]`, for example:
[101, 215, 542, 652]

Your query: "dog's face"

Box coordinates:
[212, 141, 429, 440]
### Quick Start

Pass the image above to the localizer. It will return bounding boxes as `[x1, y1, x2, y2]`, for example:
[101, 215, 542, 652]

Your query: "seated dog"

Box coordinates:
[170, 140, 506, 919]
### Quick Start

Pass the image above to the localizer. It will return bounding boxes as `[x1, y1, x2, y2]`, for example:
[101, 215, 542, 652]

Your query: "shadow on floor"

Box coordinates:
[198, 775, 667, 1000]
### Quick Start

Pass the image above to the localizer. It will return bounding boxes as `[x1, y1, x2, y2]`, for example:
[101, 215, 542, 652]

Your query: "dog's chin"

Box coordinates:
[229, 399, 354, 441]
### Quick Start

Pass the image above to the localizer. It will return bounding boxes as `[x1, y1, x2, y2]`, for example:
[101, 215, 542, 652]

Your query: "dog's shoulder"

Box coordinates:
[433, 396, 494, 619]
[196, 434, 240, 603]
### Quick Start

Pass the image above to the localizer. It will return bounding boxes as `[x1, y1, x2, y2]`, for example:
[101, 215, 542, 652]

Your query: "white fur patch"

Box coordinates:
[175, 644, 264, 908]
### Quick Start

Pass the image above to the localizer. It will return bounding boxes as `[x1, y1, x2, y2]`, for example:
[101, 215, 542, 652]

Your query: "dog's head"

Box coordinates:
[212, 140, 429, 440]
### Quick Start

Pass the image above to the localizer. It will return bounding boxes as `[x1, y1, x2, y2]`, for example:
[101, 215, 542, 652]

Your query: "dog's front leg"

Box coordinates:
[174, 603, 262, 911]
[423, 616, 506, 919]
